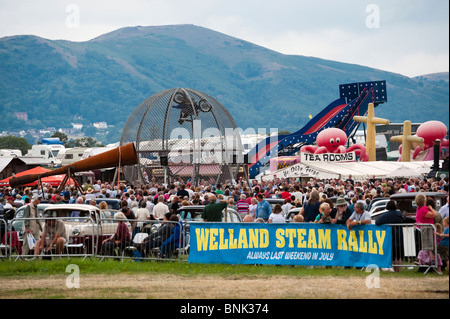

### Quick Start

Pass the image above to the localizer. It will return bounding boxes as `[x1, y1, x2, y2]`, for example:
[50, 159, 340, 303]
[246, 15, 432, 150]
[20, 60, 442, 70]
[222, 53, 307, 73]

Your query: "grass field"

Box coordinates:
[0, 258, 448, 300]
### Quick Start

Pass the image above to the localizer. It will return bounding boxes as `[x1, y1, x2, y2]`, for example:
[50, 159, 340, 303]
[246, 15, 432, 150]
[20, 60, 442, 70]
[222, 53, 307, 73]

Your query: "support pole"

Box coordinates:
[390, 120, 424, 162]
[353, 103, 390, 161]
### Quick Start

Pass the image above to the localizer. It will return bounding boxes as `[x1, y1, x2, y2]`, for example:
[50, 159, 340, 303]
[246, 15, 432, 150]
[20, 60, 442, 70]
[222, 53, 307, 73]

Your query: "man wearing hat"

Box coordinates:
[4, 196, 15, 210]
[23, 195, 42, 256]
[330, 195, 352, 225]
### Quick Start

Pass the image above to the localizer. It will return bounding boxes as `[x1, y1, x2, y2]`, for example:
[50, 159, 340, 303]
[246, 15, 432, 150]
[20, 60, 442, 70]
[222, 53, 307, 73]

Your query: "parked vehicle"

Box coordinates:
[0, 149, 22, 157]
[368, 198, 390, 216]
[285, 207, 302, 223]
[25, 144, 65, 166]
[371, 192, 447, 222]
[84, 198, 121, 210]
[40, 204, 126, 254]
[367, 197, 390, 211]
[265, 198, 285, 210]
[61, 147, 87, 166]
[174, 205, 242, 223]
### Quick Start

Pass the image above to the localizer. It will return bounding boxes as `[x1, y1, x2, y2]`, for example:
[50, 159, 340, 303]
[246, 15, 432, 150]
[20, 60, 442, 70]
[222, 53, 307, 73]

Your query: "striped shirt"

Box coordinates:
[236, 199, 249, 214]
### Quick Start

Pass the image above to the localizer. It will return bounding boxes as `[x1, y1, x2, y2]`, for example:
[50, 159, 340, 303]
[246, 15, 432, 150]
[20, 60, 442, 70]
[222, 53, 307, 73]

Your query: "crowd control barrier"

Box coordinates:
[97, 218, 187, 262]
[1, 218, 12, 260]
[4, 216, 445, 274]
[9, 216, 96, 261]
[390, 223, 442, 274]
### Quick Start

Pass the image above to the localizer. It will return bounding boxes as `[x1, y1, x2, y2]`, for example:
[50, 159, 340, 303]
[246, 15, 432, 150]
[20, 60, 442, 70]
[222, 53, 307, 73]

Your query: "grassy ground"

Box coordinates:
[0, 258, 448, 299]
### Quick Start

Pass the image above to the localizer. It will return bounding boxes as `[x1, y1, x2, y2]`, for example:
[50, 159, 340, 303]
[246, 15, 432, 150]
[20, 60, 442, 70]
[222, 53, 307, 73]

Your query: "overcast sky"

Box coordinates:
[0, 0, 448, 77]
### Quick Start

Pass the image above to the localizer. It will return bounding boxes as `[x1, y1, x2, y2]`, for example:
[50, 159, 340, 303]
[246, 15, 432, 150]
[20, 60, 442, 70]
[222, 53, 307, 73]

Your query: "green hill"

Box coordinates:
[0, 24, 448, 144]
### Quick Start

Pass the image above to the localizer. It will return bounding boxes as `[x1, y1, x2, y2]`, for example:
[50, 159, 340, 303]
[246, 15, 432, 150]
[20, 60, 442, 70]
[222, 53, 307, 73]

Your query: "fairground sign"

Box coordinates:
[188, 223, 392, 268]
[300, 151, 356, 163]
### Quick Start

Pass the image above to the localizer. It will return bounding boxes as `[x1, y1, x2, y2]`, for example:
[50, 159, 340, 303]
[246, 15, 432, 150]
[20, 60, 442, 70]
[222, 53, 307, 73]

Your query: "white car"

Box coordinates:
[40, 204, 127, 254]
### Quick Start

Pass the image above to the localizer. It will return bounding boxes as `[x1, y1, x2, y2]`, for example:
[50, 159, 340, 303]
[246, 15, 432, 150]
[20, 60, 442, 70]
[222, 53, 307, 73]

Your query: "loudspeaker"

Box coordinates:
[160, 155, 168, 166]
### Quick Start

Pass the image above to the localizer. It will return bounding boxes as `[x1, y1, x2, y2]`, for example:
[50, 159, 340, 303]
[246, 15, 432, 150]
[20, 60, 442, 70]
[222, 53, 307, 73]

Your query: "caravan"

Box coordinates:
[25, 144, 65, 165]
[0, 149, 22, 157]
[61, 147, 87, 166]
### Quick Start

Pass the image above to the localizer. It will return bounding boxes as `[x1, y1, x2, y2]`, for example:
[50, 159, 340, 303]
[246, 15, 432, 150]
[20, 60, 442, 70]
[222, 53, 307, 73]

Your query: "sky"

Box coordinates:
[0, 0, 448, 78]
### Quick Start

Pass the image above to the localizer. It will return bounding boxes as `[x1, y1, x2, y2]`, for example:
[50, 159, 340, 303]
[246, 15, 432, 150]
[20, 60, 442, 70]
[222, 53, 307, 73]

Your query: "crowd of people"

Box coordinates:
[0, 174, 448, 271]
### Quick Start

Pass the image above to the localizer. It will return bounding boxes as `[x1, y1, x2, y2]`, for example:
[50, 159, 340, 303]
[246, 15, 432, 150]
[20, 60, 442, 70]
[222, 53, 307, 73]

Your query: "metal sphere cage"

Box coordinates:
[120, 88, 244, 186]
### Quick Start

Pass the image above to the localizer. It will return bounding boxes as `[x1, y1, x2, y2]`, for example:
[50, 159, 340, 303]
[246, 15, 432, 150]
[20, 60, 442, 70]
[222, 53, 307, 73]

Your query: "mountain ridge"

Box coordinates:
[0, 24, 448, 144]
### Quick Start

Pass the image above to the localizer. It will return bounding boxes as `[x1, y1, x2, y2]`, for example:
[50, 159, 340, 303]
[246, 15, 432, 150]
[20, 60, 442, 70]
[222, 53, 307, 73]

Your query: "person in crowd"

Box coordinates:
[169, 195, 181, 214]
[315, 202, 332, 224]
[268, 204, 285, 223]
[375, 200, 404, 272]
[178, 200, 192, 221]
[176, 184, 189, 199]
[100, 212, 131, 257]
[293, 214, 304, 223]
[122, 207, 137, 235]
[436, 217, 449, 273]
[135, 201, 150, 235]
[414, 193, 442, 274]
[282, 198, 293, 216]
[141, 212, 173, 255]
[98, 200, 112, 220]
[290, 185, 303, 204]
[201, 194, 227, 222]
[330, 195, 352, 225]
[256, 194, 272, 222]
[159, 214, 182, 258]
[22, 195, 42, 256]
[439, 195, 449, 219]
[34, 213, 67, 257]
[153, 195, 170, 220]
[300, 190, 321, 223]
[346, 202, 371, 230]
[248, 197, 258, 219]
[227, 197, 236, 211]
[236, 194, 249, 216]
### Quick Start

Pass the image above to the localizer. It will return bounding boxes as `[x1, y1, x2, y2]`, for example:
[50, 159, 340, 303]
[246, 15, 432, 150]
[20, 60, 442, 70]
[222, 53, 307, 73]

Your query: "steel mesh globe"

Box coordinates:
[120, 88, 243, 186]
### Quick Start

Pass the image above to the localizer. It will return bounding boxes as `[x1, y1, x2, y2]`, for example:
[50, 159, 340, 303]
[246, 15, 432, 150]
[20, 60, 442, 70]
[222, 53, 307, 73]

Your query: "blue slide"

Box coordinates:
[246, 81, 387, 178]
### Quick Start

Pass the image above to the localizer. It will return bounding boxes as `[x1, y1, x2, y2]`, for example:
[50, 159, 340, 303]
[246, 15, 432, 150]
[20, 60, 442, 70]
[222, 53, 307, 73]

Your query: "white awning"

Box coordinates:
[261, 160, 435, 181]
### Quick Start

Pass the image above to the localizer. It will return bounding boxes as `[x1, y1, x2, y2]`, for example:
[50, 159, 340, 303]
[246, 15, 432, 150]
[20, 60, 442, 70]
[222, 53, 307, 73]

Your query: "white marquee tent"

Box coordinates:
[261, 160, 435, 181]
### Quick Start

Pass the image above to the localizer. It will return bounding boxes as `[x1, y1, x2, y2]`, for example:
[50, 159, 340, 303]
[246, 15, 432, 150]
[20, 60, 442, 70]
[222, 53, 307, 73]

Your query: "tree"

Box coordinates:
[66, 137, 104, 148]
[0, 135, 32, 155]
[51, 131, 69, 145]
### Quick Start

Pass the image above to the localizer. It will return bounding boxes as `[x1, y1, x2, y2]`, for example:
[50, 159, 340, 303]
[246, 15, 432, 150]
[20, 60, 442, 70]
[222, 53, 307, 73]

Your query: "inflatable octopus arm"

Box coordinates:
[346, 144, 369, 162]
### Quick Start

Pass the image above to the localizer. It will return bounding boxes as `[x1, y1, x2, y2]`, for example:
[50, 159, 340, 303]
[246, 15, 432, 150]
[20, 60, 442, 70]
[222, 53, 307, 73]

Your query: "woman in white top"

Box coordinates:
[135, 201, 150, 231]
[269, 204, 286, 223]
[248, 197, 258, 219]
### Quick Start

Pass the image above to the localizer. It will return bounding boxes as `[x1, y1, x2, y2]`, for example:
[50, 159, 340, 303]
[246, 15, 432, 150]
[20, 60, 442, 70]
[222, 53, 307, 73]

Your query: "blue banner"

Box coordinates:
[188, 223, 392, 268]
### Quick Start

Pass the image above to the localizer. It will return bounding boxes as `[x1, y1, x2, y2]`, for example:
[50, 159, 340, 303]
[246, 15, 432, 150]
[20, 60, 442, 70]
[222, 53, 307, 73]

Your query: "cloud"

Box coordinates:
[0, 0, 448, 77]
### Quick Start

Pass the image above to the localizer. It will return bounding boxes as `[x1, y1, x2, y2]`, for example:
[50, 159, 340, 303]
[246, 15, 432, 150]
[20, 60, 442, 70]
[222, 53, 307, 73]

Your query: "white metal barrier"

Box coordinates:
[97, 218, 187, 262]
[4, 216, 445, 275]
[0, 218, 12, 260]
[9, 216, 96, 261]
[389, 223, 442, 274]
